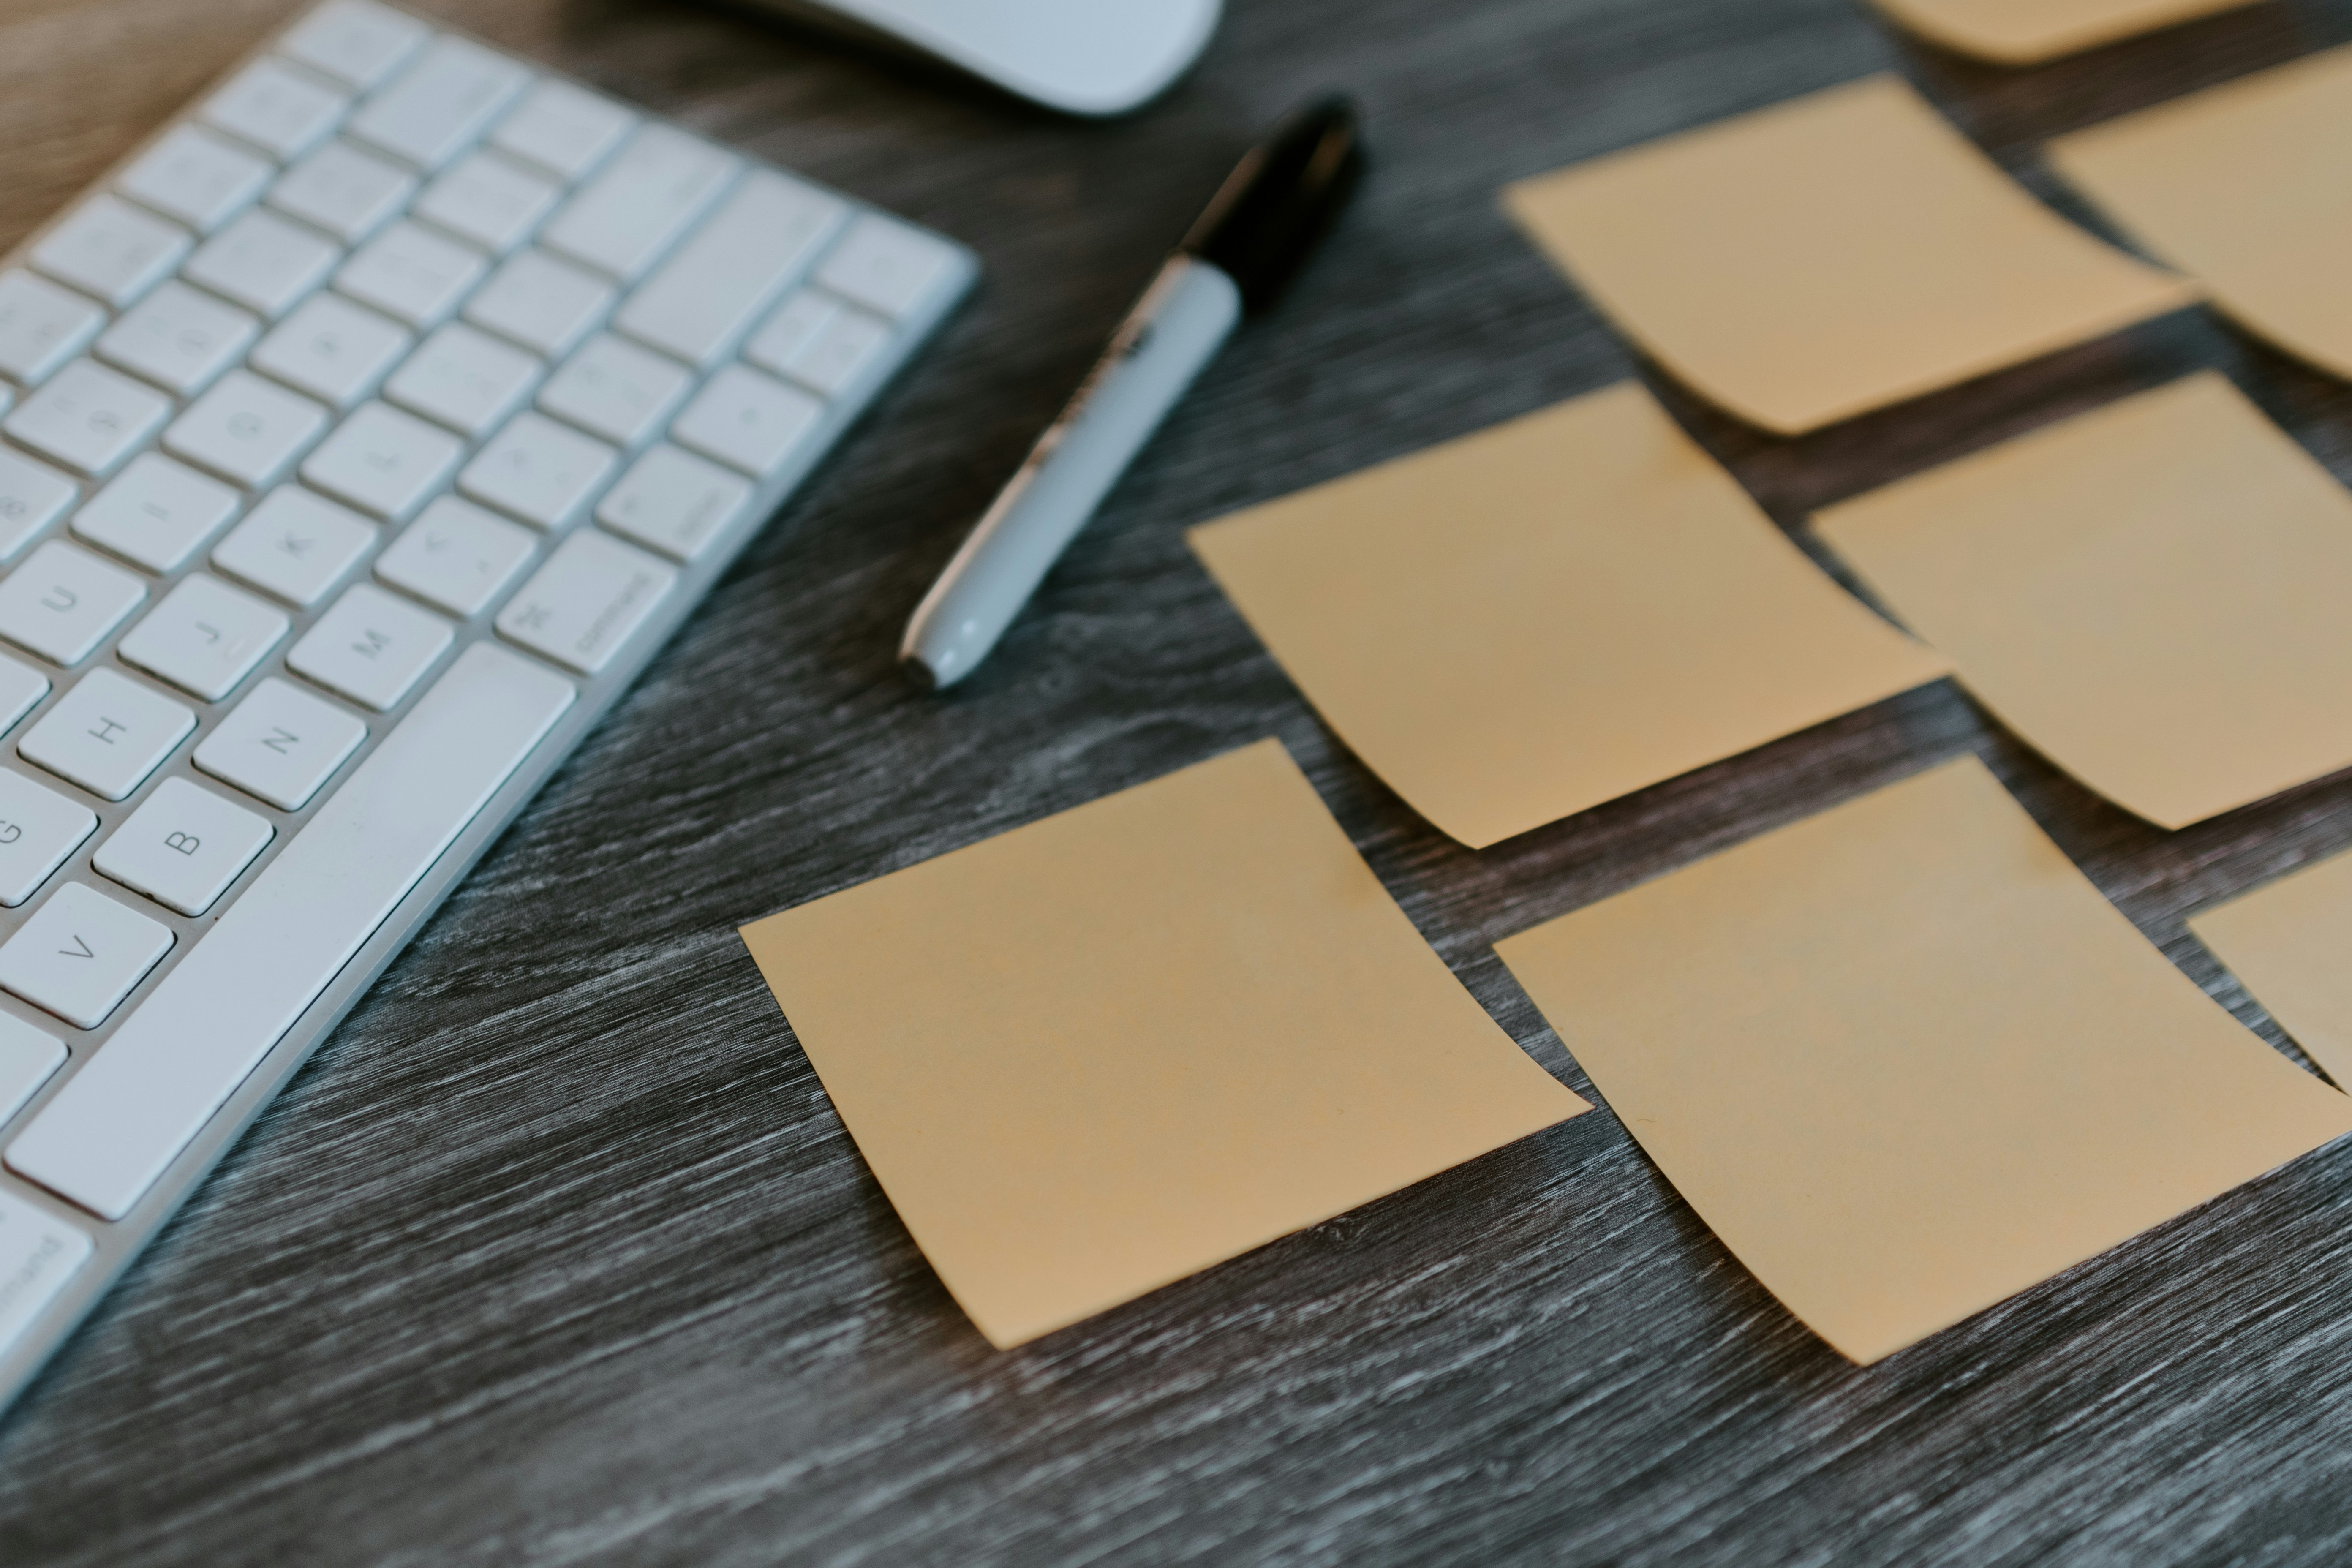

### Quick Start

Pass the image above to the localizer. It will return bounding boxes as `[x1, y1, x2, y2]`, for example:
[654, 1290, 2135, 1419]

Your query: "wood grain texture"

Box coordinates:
[5, 0, 2352, 1561]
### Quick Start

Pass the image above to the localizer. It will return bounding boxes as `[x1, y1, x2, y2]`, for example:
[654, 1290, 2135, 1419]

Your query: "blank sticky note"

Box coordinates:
[1188, 383, 1951, 849]
[1870, 0, 2261, 64]
[1816, 374, 2352, 829]
[2052, 46, 2352, 383]
[1495, 757, 2352, 1365]
[2194, 852, 2352, 1088]
[1502, 76, 2194, 435]
[738, 739, 1589, 1348]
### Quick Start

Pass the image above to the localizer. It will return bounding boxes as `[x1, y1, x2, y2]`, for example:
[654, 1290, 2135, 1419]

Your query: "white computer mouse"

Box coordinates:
[743, 0, 1224, 117]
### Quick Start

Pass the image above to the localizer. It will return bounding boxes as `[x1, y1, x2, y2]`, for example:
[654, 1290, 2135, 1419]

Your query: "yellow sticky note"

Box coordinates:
[1496, 757, 2352, 1365]
[1816, 373, 2352, 829]
[738, 739, 1589, 1349]
[1188, 384, 1951, 850]
[1502, 75, 2194, 435]
[1870, 0, 2260, 64]
[2194, 852, 2352, 1089]
[2052, 45, 2352, 383]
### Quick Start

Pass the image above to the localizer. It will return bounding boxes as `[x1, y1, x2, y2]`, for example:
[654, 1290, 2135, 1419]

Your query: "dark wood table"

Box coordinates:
[6, 0, 2352, 1560]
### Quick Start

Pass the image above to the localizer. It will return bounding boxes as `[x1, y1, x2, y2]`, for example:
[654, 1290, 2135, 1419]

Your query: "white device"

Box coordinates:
[0, 0, 974, 1414]
[749, 0, 1224, 117]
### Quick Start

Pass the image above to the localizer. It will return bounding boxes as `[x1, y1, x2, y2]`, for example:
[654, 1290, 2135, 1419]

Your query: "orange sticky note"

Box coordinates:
[1870, 0, 2261, 64]
[2193, 851, 2352, 1089]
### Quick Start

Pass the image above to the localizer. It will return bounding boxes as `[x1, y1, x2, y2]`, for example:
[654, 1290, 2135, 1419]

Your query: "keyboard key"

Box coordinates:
[250, 292, 411, 409]
[0, 451, 78, 563]
[776, 307, 889, 396]
[10, 643, 572, 1218]
[95, 778, 275, 917]
[0, 271, 105, 387]
[0, 542, 146, 665]
[0, 882, 174, 1029]
[0, 1013, 65, 1122]
[203, 57, 348, 161]
[384, 321, 540, 438]
[463, 248, 612, 358]
[287, 582, 452, 710]
[4, 360, 172, 478]
[299, 400, 463, 520]
[536, 333, 689, 448]
[459, 410, 615, 530]
[183, 208, 340, 318]
[375, 494, 535, 616]
[540, 125, 737, 281]
[490, 79, 634, 182]
[614, 171, 845, 368]
[193, 677, 365, 810]
[741, 289, 836, 379]
[0, 656, 46, 734]
[813, 214, 958, 318]
[70, 454, 241, 574]
[163, 370, 330, 489]
[278, 0, 427, 91]
[267, 139, 416, 244]
[496, 528, 674, 675]
[348, 36, 528, 172]
[94, 281, 259, 397]
[593, 443, 749, 563]
[0, 770, 94, 908]
[670, 365, 821, 478]
[117, 125, 272, 234]
[116, 574, 289, 701]
[335, 220, 487, 328]
[29, 196, 189, 310]
[19, 668, 194, 800]
[414, 151, 559, 254]
[210, 485, 376, 607]
[0, 1188, 89, 1351]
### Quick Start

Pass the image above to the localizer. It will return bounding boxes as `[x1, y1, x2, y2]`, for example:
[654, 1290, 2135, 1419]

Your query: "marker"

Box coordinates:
[900, 95, 1366, 691]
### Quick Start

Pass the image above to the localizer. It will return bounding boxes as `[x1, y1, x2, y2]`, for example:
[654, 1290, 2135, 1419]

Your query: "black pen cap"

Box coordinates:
[1181, 95, 1366, 316]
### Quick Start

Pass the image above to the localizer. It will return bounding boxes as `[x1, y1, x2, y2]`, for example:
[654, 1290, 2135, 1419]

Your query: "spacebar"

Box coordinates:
[5, 645, 575, 1221]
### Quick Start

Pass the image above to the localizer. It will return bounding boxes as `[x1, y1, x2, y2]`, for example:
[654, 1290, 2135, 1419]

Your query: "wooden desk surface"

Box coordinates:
[6, 0, 2352, 1560]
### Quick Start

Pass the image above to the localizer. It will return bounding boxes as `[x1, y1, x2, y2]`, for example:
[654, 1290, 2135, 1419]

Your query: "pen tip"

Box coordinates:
[901, 654, 940, 694]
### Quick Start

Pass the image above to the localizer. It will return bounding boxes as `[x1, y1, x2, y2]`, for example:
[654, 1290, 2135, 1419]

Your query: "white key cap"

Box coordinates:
[490, 80, 634, 182]
[267, 139, 416, 244]
[0, 452, 75, 564]
[0, 1188, 89, 1348]
[182, 209, 340, 318]
[0, 882, 174, 1029]
[384, 321, 540, 438]
[459, 410, 615, 530]
[250, 291, 411, 409]
[496, 529, 675, 675]
[776, 307, 889, 396]
[0, 542, 145, 666]
[0, 657, 46, 738]
[670, 365, 821, 478]
[347, 37, 528, 172]
[19, 669, 193, 801]
[163, 370, 330, 490]
[536, 333, 689, 448]
[70, 454, 240, 574]
[278, 0, 427, 91]
[375, 495, 535, 617]
[202, 58, 348, 161]
[335, 220, 487, 328]
[462, 248, 612, 358]
[741, 289, 836, 380]
[194, 677, 366, 811]
[0, 770, 94, 908]
[0, 272, 104, 387]
[539, 125, 737, 281]
[95, 778, 275, 917]
[594, 444, 751, 564]
[210, 485, 376, 607]
[614, 172, 845, 368]
[117, 125, 272, 234]
[116, 575, 289, 701]
[3, 361, 171, 479]
[298, 400, 463, 521]
[8, 643, 572, 1218]
[30, 196, 189, 310]
[0, 1013, 65, 1122]
[94, 280, 258, 397]
[814, 214, 958, 318]
[287, 582, 452, 710]
[413, 151, 559, 254]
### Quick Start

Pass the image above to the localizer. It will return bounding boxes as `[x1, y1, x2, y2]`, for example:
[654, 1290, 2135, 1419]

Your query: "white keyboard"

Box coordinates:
[0, 0, 974, 1410]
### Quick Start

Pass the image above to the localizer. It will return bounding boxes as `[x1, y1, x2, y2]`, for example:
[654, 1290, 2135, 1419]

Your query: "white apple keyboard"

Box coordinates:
[0, 0, 974, 1412]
